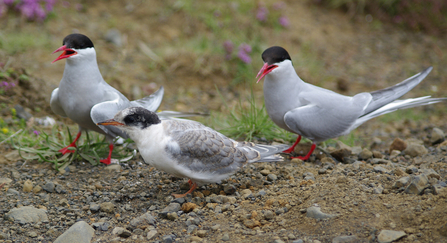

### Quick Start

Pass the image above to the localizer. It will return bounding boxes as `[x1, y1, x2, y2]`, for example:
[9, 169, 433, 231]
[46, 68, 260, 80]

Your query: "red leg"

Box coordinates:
[59, 131, 82, 154]
[172, 180, 198, 198]
[100, 144, 114, 165]
[283, 135, 302, 154]
[291, 143, 316, 161]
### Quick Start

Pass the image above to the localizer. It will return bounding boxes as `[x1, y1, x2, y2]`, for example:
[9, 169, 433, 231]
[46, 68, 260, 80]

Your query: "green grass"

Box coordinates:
[2, 124, 134, 171]
[0, 32, 51, 55]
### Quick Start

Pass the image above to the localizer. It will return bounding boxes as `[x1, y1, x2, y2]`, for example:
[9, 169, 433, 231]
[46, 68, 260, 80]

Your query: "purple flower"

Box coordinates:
[45, 0, 55, 12]
[256, 6, 268, 22]
[223, 40, 234, 54]
[278, 16, 289, 27]
[33, 130, 40, 136]
[237, 43, 252, 64]
[3, 0, 15, 5]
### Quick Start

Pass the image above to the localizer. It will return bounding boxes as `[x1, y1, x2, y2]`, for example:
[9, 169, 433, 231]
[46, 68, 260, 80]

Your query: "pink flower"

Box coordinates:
[237, 43, 252, 64]
[278, 16, 289, 27]
[256, 6, 268, 22]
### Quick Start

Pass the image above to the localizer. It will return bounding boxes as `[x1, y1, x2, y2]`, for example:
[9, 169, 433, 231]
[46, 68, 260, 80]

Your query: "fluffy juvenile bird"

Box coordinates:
[51, 33, 198, 164]
[257, 46, 446, 160]
[97, 107, 289, 197]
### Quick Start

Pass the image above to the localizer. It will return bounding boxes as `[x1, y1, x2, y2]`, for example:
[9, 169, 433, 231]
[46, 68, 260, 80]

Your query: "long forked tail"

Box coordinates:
[249, 143, 290, 163]
[351, 96, 447, 131]
[364, 67, 433, 114]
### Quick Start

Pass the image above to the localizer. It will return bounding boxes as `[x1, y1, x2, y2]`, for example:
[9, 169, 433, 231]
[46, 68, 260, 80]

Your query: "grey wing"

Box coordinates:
[130, 86, 164, 112]
[167, 127, 248, 175]
[90, 91, 130, 139]
[284, 102, 363, 142]
[50, 88, 67, 117]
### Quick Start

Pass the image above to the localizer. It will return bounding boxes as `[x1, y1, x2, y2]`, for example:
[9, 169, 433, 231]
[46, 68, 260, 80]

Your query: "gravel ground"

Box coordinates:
[1, 120, 447, 243]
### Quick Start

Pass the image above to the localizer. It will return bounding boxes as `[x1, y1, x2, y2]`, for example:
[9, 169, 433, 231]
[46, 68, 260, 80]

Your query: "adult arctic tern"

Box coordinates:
[51, 33, 201, 165]
[97, 107, 289, 197]
[256, 46, 446, 160]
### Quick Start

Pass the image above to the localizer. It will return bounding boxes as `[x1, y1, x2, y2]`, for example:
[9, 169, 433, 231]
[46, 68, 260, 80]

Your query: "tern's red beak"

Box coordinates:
[96, 119, 125, 126]
[51, 45, 77, 63]
[256, 63, 278, 83]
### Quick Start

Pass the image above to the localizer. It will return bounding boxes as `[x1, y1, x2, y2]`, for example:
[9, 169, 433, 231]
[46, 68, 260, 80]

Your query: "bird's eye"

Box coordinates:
[124, 116, 136, 124]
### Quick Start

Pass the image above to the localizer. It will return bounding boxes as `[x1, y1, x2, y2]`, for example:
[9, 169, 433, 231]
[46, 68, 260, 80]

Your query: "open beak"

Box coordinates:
[256, 63, 278, 83]
[97, 119, 125, 126]
[52, 45, 77, 63]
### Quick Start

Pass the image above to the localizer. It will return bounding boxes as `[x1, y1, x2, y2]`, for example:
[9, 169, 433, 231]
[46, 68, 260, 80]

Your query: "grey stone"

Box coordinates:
[26, 231, 38, 238]
[54, 221, 94, 243]
[5, 206, 48, 224]
[306, 206, 337, 219]
[130, 212, 156, 227]
[222, 233, 230, 241]
[89, 203, 100, 212]
[161, 203, 181, 213]
[105, 164, 121, 172]
[377, 230, 406, 243]
[42, 182, 55, 193]
[187, 225, 198, 234]
[55, 184, 66, 194]
[373, 166, 387, 173]
[167, 212, 178, 220]
[267, 174, 277, 181]
[112, 227, 131, 238]
[404, 144, 427, 157]
[358, 148, 373, 160]
[332, 235, 364, 243]
[420, 168, 440, 179]
[273, 240, 286, 243]
[100, 202, 115, 213]
[292, 240, 304, 243]
[373, 186, 384, 194]
[405, 174, 429, 195]
[6, 188, 20, 196]
[393, 177, 410, 189]
[147, 229, 158, 240]
[264, 210, 275, 220]
[223, 185, 236, 194]
[162, 234, 174, 243]
[430, 127, 445, 144]
[405, 165, 418, 174]
[14, 104, 32, 120]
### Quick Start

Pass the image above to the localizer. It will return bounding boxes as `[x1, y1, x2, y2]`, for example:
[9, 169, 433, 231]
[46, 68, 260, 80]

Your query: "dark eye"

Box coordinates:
[124, 115, 136, 124]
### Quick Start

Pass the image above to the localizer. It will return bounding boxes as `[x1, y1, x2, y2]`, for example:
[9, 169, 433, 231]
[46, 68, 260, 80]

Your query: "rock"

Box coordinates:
[240, 189, 253, 198]
[389, 150, 401, 159]
[306, 206, 337, 219]
[330, 148, 351, 162]
[373, 186, 384, 194]
[389, 138, 407, 152]
[260, 169, 270, 176]
[419, 168, 440, 179]
[358, 148, 373, 160]
[332, 235, 363, 243]
[223, 185, 236, 194]
[5, 206, 49, 224]
[167, 212, 178, 220]
[14, 104, 32, 120]
[222, 233, 230, 241]
[404, 144, 427, 157]
[55, 184, 66, 194]
[147, 229, 158, 240]
[0, 177, 12, 186]
[32, 185, 42, 193]
[433, 184, 446, 195]
[197, 230, 207, 237]
[89, 203, 100, 212]
[267, 174, 277, 181]
[23, 180, 33, 192]
[187, 225, 198, 234]
[377, 230, 406, 243]
[405, 165, 418, 174]
[438, 223, 447, 237]
[160, 203, 181, 218]
[430, 127, 445, 145]
[373, 166, 387, 173]
[405, 174, 429, 195]
[162, 234, 175, 243]
[42, 182, 55, 193]
[372, 151, 384, 158]
[393, 176, 410, 189]
[112, 227, 131, 238]
[243, 219, 261, 228]
[100, 202, 115, 213]
[53, 221, 94, 243]
[181, 202, 198, 213]
[129, 212, 156, 227]
[26, 231, 38, 238]
[105, 164, 121, 172]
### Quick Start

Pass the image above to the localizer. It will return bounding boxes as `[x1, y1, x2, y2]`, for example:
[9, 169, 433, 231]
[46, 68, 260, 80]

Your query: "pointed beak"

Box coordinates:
[52, 45, 77, 63]
[256, 63, 278, 83]
[97, 119, 125, 126]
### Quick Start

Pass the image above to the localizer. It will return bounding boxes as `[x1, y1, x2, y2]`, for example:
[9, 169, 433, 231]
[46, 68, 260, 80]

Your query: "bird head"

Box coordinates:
[256, 46, 292, 83]
[52, 33, 95, 63]
[97, 107, 161, 133]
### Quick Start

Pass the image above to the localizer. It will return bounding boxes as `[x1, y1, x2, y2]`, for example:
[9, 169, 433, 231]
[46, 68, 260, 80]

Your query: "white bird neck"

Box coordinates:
[61, 48, 104, 86]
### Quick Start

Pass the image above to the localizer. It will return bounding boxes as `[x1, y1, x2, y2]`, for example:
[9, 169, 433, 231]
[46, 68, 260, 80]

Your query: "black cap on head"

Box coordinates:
[123, 107, 161, 129]
[62, 33, 94, 49]
[261, 46, 291, 65]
